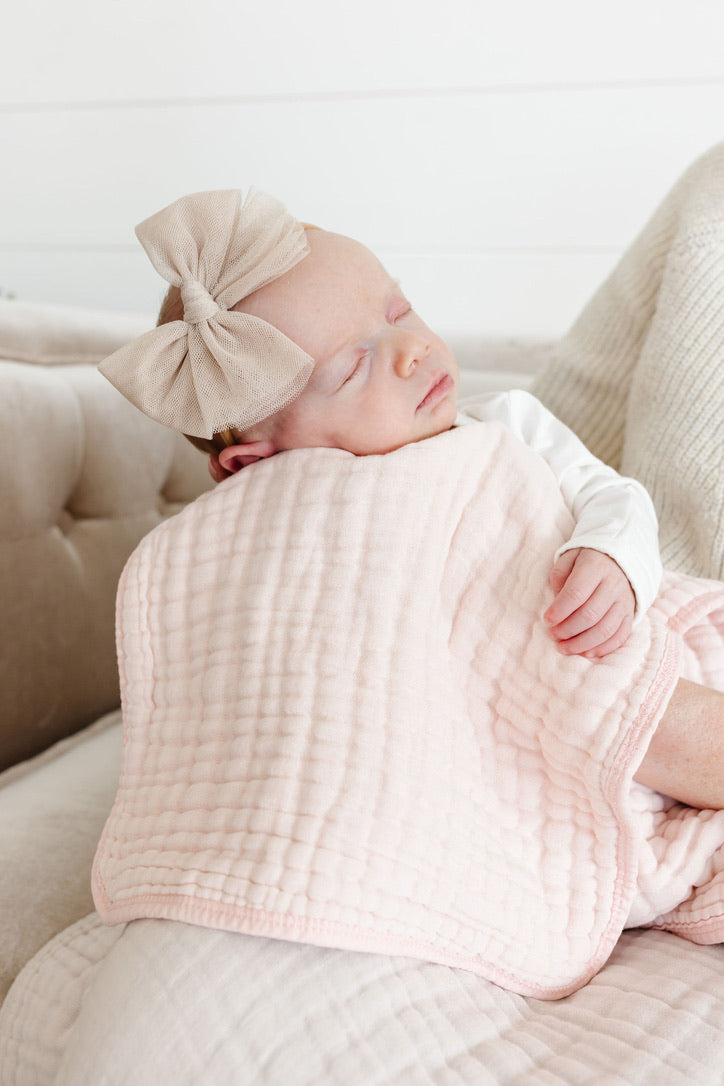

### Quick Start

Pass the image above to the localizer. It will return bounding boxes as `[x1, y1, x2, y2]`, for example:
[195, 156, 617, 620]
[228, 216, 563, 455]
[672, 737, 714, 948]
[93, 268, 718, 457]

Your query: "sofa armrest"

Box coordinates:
[0, 713, 122, 1003]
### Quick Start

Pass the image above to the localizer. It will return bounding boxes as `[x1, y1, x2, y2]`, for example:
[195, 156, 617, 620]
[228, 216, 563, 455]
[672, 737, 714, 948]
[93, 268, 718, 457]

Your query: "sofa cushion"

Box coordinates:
[0, 359, 212, 770]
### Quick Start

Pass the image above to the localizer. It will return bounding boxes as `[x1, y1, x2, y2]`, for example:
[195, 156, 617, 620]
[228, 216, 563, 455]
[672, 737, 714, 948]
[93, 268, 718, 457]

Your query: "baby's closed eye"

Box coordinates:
[341, 351, 371, 386]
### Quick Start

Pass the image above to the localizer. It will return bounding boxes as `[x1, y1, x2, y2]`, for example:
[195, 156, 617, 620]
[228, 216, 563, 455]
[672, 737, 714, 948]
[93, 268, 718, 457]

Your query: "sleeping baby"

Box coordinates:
[94, 186, 724, 996]
[100, 187, 724, 814]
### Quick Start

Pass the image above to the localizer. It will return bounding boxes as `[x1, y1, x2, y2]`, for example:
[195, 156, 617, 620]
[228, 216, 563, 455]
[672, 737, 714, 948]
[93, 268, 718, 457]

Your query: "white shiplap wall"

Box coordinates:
[2, 0, 723, 339]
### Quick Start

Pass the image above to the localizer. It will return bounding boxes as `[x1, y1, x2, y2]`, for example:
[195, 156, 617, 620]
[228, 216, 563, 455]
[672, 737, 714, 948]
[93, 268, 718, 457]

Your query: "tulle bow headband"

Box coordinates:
[98, 188, 314, 438]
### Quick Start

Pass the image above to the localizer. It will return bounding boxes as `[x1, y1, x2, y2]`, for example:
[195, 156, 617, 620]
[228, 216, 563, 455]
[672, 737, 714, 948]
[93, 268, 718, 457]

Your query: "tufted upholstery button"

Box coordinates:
[56, 508, 75, 535]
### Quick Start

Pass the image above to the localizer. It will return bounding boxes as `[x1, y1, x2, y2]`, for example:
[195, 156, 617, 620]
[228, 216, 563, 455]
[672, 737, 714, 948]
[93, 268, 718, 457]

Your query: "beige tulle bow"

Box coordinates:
[98, 188, 314, 438]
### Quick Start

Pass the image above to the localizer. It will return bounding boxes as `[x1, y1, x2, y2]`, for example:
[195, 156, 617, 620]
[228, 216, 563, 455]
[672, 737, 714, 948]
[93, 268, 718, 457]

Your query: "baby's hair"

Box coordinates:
[156, 286, 238, 458]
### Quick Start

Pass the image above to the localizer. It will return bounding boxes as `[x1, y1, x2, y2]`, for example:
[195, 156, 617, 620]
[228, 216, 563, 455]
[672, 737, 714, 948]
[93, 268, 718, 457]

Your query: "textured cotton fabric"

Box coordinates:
[99, 189, 314, 438]
[532, 141, 724, 581]
[5, 917, 724, 1086]
[93, 419, 724, 998]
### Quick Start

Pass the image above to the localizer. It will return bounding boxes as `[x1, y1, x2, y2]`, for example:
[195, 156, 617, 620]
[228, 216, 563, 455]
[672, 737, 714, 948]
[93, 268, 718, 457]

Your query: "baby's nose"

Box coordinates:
[393, 332, 429, 377]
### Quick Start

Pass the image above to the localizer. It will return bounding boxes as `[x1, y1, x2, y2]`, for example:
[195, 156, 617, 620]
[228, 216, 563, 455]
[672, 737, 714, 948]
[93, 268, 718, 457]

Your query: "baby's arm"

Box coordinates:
[457, 389, 662, 657]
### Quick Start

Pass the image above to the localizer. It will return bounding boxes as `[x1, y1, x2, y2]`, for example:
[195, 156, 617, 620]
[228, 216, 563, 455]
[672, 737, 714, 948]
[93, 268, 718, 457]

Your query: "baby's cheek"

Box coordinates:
[424, 401, 458, 441]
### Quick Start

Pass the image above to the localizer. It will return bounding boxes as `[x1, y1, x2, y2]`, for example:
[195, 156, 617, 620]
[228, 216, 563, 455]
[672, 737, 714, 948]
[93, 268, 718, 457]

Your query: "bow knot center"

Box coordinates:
[181, 279, 220, 325]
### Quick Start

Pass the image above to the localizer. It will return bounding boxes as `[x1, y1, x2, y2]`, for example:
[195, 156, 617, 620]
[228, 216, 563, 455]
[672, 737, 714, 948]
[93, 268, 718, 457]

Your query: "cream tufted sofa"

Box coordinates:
[0, 298, 215, 1004]
[0, 296, 541, 1010]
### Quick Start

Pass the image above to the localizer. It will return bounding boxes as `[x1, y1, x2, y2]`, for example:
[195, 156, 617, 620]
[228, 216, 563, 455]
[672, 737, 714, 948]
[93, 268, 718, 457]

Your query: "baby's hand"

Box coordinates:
[543, 548, 635, 659]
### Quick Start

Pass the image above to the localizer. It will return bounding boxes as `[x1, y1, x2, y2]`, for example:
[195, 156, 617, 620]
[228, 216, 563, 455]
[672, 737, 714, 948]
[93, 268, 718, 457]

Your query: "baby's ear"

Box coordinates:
[217, 439, 278, 475]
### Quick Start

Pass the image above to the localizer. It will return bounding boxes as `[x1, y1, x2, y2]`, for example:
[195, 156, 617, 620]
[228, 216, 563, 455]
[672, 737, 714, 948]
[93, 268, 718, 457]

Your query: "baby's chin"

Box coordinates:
[356, 414, 457, 455]
[410, 417, 457, 451]
[426, 392, 459, 435]
[426, 419, 457, 441]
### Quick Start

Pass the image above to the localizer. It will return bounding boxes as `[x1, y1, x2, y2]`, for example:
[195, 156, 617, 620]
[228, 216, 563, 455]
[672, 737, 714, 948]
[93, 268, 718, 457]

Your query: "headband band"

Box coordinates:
[98, 188, 314, 439]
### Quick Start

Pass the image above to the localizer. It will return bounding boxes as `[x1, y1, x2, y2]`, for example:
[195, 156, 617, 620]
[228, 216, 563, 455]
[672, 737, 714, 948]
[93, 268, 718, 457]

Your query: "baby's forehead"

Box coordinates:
[306, 230, 394, 291]
[233, 231, 400, 361]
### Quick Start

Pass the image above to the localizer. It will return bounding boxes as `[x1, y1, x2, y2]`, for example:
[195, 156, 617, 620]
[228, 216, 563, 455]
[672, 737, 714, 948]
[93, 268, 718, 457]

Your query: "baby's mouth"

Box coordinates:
[417, 373, 453, 411]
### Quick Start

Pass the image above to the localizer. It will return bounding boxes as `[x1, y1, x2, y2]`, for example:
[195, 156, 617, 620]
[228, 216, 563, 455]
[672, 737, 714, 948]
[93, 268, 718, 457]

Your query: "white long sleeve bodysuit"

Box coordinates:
[456, 389, 662, 619]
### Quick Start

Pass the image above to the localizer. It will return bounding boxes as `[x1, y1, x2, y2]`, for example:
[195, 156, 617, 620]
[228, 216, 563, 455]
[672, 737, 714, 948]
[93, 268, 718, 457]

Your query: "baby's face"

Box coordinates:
[235, 230, 459, 456]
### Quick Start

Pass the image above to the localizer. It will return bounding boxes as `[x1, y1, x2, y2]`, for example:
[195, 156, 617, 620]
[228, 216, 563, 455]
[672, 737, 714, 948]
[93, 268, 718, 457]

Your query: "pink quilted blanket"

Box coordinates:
[92, 420, 724, 998]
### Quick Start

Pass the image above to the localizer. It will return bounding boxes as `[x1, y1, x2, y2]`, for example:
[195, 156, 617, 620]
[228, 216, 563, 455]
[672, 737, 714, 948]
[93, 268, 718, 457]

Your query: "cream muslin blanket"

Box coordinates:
[92, 418, 724, 1000]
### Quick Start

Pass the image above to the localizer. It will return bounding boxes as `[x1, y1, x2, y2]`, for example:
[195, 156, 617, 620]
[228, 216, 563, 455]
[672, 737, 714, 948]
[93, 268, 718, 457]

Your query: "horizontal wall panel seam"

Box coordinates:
[2, 76, 724, 114]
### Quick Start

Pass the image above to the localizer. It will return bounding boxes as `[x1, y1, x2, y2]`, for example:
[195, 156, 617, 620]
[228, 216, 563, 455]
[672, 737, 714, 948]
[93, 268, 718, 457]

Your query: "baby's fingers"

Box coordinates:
[582, 615, 634, 658]
[546, 580, 613, 643]
[544, 553, 599, 628]
[548, 549, 579, 597]
[556, 605, 630, 657]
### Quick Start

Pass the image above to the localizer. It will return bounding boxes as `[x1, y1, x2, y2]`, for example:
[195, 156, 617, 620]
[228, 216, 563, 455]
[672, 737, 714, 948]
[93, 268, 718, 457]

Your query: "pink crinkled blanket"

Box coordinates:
[92, 419, 724, 999]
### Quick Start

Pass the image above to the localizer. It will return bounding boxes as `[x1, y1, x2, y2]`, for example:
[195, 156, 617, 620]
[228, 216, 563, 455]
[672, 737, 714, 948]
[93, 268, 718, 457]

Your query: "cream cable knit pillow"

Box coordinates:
[532, 142, 724, 580]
